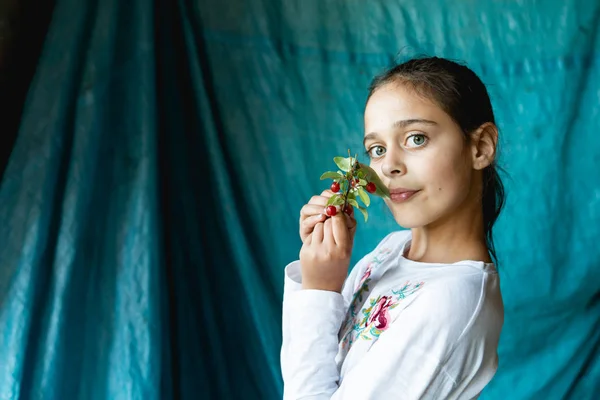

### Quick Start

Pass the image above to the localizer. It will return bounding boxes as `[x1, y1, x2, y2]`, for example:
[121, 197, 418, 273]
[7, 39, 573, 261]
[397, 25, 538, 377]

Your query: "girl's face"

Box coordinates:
[364, 83, 478, 229]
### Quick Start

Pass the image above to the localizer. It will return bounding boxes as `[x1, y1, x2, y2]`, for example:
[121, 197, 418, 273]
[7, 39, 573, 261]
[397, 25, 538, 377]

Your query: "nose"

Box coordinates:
[381, 148, 405, 178]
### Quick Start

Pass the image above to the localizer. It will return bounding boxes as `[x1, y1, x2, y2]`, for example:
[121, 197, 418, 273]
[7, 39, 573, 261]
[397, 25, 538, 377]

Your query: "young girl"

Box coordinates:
[281, 57, 505, 399]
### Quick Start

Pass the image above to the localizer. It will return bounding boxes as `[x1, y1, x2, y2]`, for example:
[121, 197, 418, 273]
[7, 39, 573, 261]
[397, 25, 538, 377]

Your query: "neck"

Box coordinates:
[406, 199, 491, 265]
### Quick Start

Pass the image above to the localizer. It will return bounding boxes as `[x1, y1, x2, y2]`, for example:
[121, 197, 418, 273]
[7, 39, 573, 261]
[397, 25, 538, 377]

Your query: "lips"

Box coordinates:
[388, 188, 420, 203]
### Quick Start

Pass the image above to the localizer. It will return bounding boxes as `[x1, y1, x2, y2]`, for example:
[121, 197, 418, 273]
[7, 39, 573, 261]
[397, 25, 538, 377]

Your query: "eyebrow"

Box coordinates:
[363, 119, 438, 146]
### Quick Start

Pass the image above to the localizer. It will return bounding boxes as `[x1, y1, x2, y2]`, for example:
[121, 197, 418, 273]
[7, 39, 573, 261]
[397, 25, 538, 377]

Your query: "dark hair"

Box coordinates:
[368, 56, 505, 264]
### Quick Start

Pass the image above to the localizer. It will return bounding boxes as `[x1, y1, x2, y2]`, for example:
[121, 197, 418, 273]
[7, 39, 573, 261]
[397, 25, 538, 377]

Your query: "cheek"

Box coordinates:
[421, 150, 472, 199]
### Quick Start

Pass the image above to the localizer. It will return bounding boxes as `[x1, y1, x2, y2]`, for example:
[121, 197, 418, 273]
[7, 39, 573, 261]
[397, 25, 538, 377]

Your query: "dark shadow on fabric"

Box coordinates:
[154, 1, 283, 398]
[17, 0, 98, 396]
[185, 0, 281, 323]
[154, 0, 180, 398]
[0, 0, 57, 180]
[184, 2, 284, 397]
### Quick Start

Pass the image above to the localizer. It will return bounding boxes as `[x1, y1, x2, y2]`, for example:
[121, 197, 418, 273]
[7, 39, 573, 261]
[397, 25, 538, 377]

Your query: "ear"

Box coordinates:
[470, 122, 497, 170]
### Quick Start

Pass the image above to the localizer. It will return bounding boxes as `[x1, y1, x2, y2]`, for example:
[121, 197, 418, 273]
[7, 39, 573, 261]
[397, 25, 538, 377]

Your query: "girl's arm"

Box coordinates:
[280, 256, 365, 395]
[280, 231, 401, 391]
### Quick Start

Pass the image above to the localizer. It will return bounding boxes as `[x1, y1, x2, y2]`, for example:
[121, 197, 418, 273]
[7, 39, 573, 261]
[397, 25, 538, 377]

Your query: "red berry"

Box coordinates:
[366, 182, 376, 193]
[325, 205, 337, 217]
[330, 182, 340, 193]
[344, 204, 354, 216]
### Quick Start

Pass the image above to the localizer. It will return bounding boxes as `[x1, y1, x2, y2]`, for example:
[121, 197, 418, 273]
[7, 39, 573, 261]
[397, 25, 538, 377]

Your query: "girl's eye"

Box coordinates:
[367, 146, 386, 158]
[406, 134, 428, 148]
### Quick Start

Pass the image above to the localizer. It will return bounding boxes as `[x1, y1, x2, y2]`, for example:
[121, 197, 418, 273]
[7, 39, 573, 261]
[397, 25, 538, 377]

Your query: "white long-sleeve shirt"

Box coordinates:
[281, 230, 504, 399]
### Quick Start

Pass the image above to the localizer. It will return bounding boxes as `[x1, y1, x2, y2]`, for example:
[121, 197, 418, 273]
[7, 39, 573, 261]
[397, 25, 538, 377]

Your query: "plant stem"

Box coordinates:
[342, 158, 359, 212]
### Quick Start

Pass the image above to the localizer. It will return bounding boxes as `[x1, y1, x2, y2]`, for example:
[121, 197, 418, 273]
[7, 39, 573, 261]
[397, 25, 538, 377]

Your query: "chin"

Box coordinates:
[392, 215, 428, 229]
[385, 200, 432, 229]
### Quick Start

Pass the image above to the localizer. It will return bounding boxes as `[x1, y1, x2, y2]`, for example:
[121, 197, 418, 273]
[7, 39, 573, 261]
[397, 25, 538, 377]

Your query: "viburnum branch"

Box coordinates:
[342, 154, 359, 213]
[319, 150, 390, 222]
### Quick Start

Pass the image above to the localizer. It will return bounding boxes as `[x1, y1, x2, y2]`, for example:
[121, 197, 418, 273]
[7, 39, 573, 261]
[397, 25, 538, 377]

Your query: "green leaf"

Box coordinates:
[357, 187, 371, 206]
[371, 327, 383, 336]
[347, 198, 359, 208]
[358, 179, 367, 186]
[334, 156, 357, 172]
[358, 162, 390, 197]
[347, 191, 356, 201]
[374, 185, 389, 198]
[326, 194, 345, 206]
[320, 171, 343, 180]
[357, 204, 369, 222]
[333, 157, 351, 172]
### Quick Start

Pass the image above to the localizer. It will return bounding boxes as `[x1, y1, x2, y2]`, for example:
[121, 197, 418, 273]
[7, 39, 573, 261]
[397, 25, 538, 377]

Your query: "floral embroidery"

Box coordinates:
[340, 281, 425, 349]
[367, 295, 393, 330]
[339, 248, 392, 337]
[355, 266, 372, 293]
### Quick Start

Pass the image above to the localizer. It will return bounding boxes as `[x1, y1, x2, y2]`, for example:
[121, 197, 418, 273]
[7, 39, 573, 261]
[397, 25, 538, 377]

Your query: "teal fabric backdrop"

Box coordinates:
[1, 0, 599, 398]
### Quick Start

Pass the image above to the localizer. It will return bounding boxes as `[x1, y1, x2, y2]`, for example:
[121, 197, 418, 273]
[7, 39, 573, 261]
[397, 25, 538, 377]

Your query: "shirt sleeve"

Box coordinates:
[280, 260, 358, 396]
[280, 249, 374, 399]
[282, 273, 491, 400]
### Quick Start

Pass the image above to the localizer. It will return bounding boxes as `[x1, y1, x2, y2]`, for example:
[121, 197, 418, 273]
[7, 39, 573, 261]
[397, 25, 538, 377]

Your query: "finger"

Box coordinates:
[311, 193, 332, 204]
[347, 218, 357, 240]
[312, 222, 324, 244]
[345, 214, 357, 232]
[302, 197, 331, 218]
[304, 232, 311, 245]
[331, 214, 351, 247]
[301, 213, 326, 237]
[320, 190, 334, 198]
[300, 204, 328, 220]
[323, 218, 334, 247]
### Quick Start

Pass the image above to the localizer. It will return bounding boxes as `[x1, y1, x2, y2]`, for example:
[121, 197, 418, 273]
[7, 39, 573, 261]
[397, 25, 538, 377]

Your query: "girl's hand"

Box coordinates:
[299, 190, 354, 243]
[299, 190, 333, 243]
[299, 213, 357, 293]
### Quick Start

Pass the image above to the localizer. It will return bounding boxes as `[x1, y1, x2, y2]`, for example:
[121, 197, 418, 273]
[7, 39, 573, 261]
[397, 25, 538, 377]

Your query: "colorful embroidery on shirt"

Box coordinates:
[339, 247, 393, 336]
[340, 281, 424, 349]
